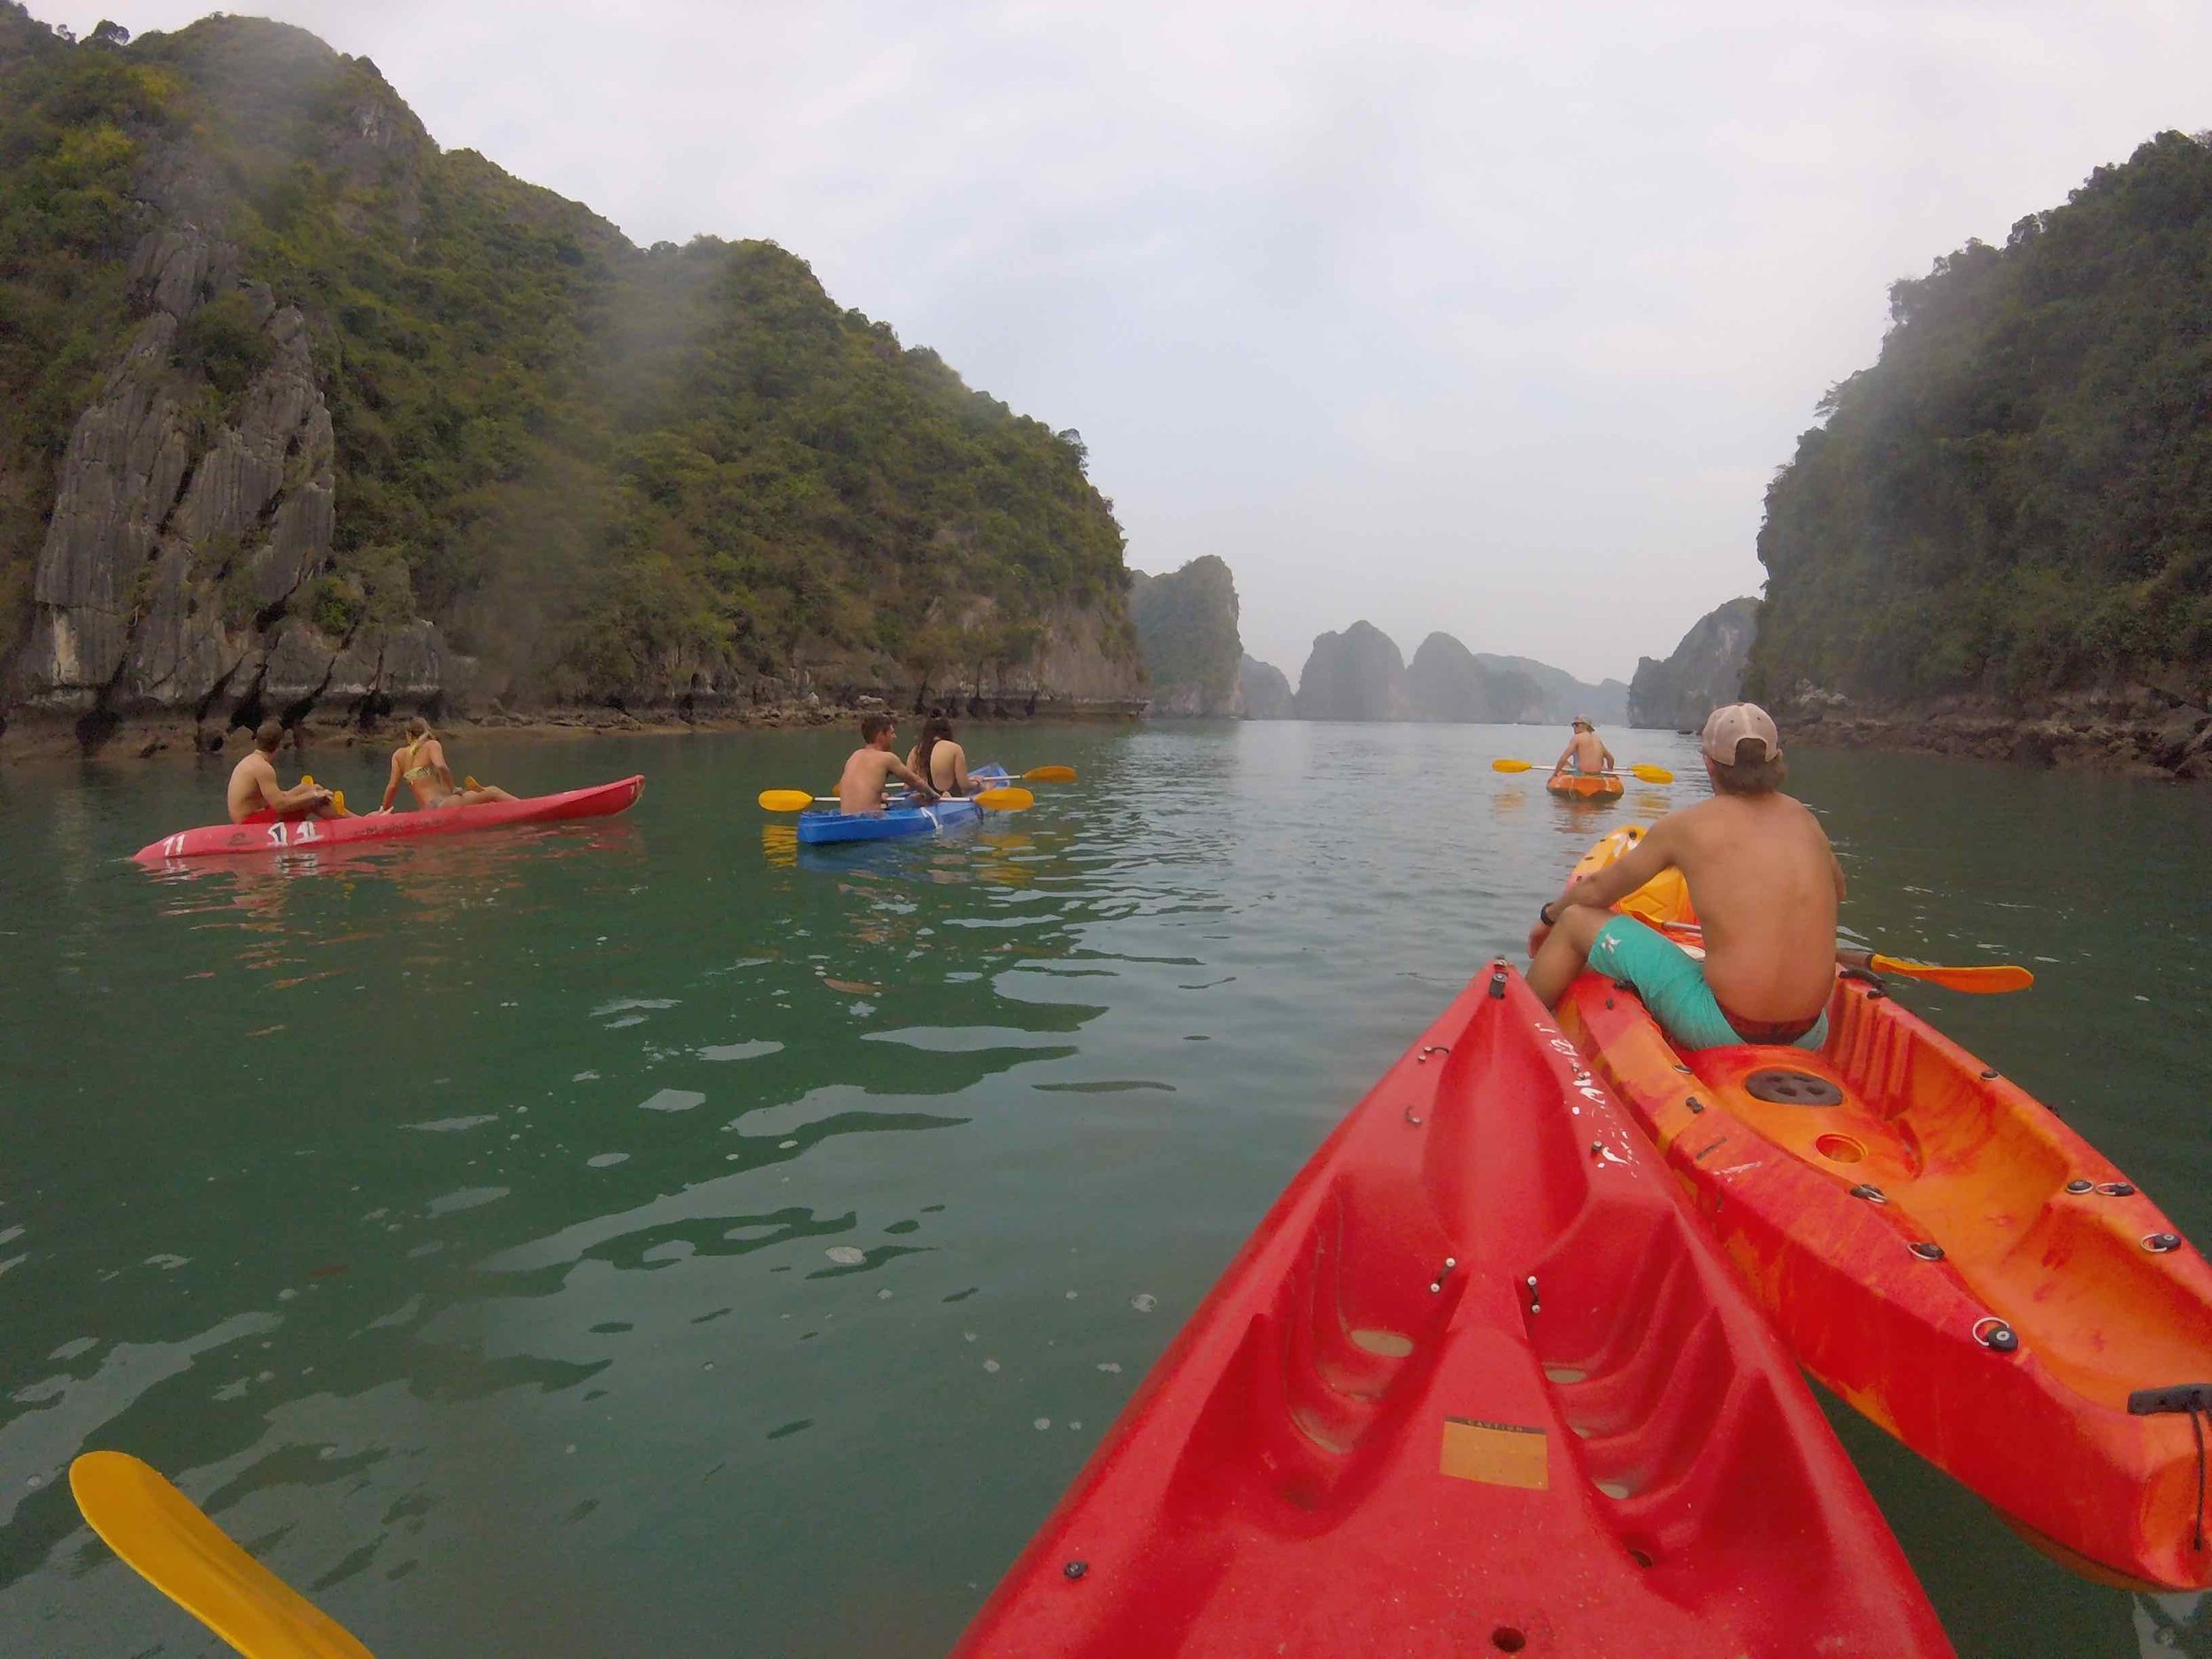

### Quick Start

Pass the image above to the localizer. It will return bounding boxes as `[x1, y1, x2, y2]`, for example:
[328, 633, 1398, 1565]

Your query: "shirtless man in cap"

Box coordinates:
[1550, 717, 1615, 780]
[1525, 703, 1845, 1048]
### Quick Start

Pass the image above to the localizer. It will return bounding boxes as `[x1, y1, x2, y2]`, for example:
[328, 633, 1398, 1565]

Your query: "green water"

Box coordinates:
[0, 721, 2207, 1657]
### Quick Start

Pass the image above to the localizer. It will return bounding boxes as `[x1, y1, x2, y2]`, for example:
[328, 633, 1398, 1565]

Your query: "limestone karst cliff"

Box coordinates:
[0, 4, 1139, 739]
[1237, 654, 1294, 719]
[1294, 622, 1625, 725]
[1129, 555, 1243, 717]
[1629, 597, 1759, 729]
[1294, 622, 1413, 721]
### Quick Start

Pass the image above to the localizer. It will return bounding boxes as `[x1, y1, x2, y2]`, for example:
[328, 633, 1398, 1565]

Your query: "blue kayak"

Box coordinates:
[795, 767, 1010, 846]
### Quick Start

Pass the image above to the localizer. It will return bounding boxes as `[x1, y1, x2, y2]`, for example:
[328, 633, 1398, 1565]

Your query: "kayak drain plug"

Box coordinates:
[2066, 1179, 2094, 1194]
[1064, 1561, 1087, 1581]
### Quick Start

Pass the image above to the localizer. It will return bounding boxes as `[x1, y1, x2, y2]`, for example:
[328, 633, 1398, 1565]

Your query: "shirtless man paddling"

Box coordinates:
[836, 713, 938, 814]
[1551, 718, 1616, 780]
[1526, 703, 1844, 1049]
[226, 720, 338, 825]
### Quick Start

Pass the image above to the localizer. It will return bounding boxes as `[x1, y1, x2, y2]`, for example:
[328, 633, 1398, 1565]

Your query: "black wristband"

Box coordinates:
[1540, 902, 1557, 927]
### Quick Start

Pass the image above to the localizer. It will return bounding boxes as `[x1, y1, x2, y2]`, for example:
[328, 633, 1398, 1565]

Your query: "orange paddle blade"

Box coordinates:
[1869, 956, 2035, 995]
[973, 786, 1034, 811]
[1492, 759, 1533, 773]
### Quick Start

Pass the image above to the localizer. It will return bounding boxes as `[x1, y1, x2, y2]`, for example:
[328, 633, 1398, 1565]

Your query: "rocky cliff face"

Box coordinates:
[1407, 633, 1544, 723]
[1237, 655, 1294, 719]
[1129, 555, 1243, 717]
[1294, 622, 1413, 720]
[1293, 621, 1624, 725]
[1629, 596, 1759, 729]
[0, 7, 1140, 744]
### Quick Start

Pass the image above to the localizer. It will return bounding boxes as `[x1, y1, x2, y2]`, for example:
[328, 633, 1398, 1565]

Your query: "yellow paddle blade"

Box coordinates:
[1021, 765, 1078, 783]
[1629, 764, 1675, 784]
[70, 1452, 376, 1659]
[1492, 759, 1533, 773]
[973, 786, 1034, 810]
[758, 788, 818, 812]
[328, 790, 349, 817]
[463, 775, 480, 792]
[1870, 955, 2035, 995]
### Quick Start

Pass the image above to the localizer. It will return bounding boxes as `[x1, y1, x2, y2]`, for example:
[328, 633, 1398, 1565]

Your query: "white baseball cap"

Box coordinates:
[1701, 703, 1781, 764]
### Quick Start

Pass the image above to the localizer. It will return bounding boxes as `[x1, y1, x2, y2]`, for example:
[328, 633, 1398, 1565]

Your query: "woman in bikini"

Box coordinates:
[904, 711, 976, 797]
[375, 717, 519, 813]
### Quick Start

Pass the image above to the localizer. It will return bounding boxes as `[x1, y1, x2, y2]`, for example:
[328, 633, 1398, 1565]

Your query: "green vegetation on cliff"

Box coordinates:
[1749, 132, 2212, 708]
[1129, 555, 1241, 715]
[0, 4, 1132, 705]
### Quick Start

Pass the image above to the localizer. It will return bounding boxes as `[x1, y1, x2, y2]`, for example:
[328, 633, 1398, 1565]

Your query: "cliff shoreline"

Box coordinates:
[1781, 687, 2212, 781]
[0, 691, 1145, 768]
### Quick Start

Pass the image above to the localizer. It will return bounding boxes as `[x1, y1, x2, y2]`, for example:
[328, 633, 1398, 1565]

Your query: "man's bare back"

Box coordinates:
[836, 718, 935, 813]
[1555, 724, 1614, 777]
[1608, 793, 1843, 1022]
[226, 723, 335, 824]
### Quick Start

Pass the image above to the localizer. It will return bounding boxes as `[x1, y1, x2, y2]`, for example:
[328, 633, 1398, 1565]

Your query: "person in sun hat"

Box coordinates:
[1525, 703, 1847, 1049]
[1550, 716, 1616, 780]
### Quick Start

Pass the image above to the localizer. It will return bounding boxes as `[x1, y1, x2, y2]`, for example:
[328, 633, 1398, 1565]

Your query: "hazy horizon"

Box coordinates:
[37, 1, 2212, 683]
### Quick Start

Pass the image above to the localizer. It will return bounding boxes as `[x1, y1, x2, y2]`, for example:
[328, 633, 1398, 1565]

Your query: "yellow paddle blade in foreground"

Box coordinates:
[758, 788, 820, 812]
[1869, 955, 2036, 995]
[973, 786, 1034, 810]
[70, 1452, 375, 1659]
[1492, 758, 1534, 773]
[1021, 765, 1078, 783]
[1628, 764, 1675, 785]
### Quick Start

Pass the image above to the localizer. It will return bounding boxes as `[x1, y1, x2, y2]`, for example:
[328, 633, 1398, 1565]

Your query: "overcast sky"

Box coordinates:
[44, 1, 2212, 684]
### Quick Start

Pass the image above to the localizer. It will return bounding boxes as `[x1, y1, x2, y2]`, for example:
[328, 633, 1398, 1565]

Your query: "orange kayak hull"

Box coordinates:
[1562, 829, 2212, 1591]
[953, 963, 1952, 1656]
[1547, 772, 1624, 801]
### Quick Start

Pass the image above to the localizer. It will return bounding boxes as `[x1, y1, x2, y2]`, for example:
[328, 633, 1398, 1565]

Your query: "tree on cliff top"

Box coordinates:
[1749, 131, 2212, 708]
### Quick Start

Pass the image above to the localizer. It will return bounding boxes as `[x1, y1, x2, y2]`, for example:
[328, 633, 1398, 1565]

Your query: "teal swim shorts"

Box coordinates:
[1586, 915, 1829, 1052]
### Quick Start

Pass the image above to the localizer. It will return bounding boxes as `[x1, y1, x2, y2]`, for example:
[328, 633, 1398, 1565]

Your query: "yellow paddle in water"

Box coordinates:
[70, 1451, 375, 1657]
[757, 785, 1036, 813]
[1493, 758, 1676, 785]
[1022, 765, 1077, 783]
[1839, 947, 2034, 995]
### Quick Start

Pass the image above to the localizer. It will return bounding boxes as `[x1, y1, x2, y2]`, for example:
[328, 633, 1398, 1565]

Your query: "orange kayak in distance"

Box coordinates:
[1560, 825, 2212, 1591]
[952, 961, 1953, 1657]
[1547, 772, 1624, 801]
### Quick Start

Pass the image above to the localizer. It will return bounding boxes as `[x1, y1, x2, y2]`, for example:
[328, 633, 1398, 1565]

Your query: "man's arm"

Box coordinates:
[887, 757, 937, 799]
[1601, 745, 1617, 772]
[1553, 814, 1681, 914]
[1551, 742, 1573, 772]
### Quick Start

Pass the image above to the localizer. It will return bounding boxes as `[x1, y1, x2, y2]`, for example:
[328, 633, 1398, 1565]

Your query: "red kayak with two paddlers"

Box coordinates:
[134, 775, 644, 862]
[952, 961, 1953, 1657]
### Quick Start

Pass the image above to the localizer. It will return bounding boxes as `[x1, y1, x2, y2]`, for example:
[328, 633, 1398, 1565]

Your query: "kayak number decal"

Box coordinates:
[264, 820, 322, 848]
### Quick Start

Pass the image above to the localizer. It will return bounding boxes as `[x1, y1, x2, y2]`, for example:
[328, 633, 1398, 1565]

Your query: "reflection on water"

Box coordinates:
[0, 723, 2206, 1656]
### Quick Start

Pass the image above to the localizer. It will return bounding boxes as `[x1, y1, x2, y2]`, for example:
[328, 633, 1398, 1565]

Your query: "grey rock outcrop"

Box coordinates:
[1470, 652, 1629, 725]
[1408, 633, 1546, 723]
[1130, 556, 1243, 717]
[1629, 597, 1760, 729]
[1295, 622, 1413, 720]
[1237, 655, 1294, 719]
